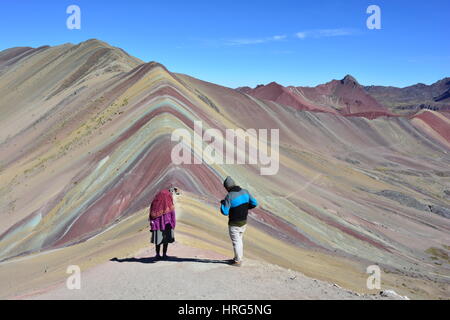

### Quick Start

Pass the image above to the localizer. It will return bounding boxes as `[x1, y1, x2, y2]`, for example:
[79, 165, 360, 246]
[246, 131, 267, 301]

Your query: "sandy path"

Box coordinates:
[23, 242, 391, 300]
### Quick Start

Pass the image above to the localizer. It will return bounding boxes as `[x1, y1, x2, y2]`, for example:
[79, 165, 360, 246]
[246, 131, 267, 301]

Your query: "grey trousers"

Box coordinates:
[228, 225, 247, 262]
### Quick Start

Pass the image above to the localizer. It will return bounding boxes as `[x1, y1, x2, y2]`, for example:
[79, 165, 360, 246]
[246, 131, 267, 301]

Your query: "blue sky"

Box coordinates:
[1, 0, 449, 88]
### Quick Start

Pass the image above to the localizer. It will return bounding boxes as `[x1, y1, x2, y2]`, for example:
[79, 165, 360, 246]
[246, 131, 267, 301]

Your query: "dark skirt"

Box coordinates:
[151, 224, 175, 245]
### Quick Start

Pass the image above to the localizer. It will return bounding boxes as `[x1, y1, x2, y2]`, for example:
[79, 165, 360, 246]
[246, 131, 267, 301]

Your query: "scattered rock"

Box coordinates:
[345, 158, 360, 165]
[375, 190, 430, 212]
[380, 289, 410, 300]
[375, 190, 450, 219]
[429, 205, 450, 219]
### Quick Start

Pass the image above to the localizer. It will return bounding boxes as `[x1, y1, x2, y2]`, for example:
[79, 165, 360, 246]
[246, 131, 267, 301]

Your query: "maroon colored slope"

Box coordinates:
[239, 75, 394, 119]
[412, 110, 450, 144]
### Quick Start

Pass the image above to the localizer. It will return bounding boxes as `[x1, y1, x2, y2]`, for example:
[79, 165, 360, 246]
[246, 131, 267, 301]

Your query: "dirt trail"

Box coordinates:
[21, 242, 394, 300]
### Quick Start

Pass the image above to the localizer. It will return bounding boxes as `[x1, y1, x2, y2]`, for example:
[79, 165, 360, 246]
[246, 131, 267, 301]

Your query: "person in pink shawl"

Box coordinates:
[149, 188, 177, 260]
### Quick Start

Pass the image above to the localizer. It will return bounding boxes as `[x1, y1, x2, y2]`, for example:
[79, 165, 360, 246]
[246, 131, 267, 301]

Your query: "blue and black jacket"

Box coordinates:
[220, 186, 258, 226]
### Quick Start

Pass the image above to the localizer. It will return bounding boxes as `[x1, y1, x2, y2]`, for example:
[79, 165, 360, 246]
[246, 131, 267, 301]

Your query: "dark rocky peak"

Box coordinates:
[341, 75, 360, 86]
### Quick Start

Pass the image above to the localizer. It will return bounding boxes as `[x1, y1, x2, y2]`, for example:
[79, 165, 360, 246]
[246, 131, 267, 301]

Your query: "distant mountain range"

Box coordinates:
[238, 76, 450, 117]
[365, 78, 450, 114]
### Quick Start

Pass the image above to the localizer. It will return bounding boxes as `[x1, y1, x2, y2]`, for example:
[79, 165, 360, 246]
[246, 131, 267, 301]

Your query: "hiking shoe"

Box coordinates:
[230, 260, 242, 267]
